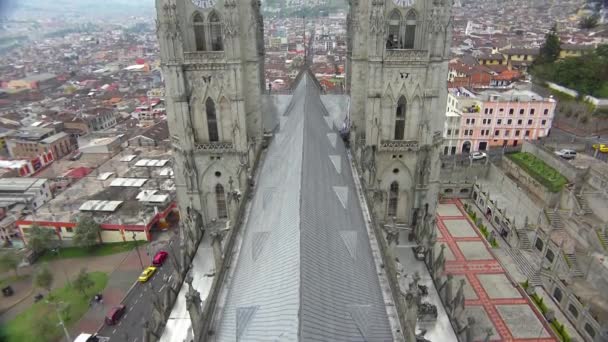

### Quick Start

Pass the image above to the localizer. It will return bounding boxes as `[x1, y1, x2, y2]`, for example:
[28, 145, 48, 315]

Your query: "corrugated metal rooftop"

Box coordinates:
[214, 72, 393, 341]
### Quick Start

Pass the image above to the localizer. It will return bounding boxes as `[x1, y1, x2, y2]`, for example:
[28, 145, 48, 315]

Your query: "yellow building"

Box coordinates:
[477, 53, 505, 66]
[499, 47, 540, 71]
[559, 44, 595, 59]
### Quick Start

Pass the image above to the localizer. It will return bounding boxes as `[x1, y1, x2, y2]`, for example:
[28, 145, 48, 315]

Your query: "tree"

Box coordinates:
[34, 264, 54, 294]
[73, 215, 101, 248]
[539, 24, 561, 64]
[579, 14, 599, 30]
[26, 225, 55, 255]
[73, 268, 94, 297]
[596, 44, 608, 58]
[0, 251, 20, 277]
[30, 307, 58, 341]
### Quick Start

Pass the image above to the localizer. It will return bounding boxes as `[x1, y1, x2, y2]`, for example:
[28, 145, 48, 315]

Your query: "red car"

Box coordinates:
[152, 250, 168, 266]
[105, 304, 126, 325]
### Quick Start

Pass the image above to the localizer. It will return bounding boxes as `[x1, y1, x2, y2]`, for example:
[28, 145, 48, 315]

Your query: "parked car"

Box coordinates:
[554, 149, 577, 159]
[592, 144, 608, 153]
[104, 305, 126, 325]
[138, 266, 157, 283]
[470, 151, 487, 160]
[152, 251, 168, 267]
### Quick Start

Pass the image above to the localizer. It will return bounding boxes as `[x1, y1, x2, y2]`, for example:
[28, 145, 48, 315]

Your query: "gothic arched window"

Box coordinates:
[388, 181, 399, 217]
[206, 98, 219, 142]
[193, 13, 206, 51]
[387, 10, 402, 49]
[215, 184, 228, 219]
[404, 11, 417, 49]
[395, 96, 406, 140]
[209, 11, 223, 51]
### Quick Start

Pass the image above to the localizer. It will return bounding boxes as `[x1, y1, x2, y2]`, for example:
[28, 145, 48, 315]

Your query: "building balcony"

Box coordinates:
[184, 51, 226, 64]
[384, 49, 428, 64]
[194, 141, 235, 153]
[379, 140, 419, 152]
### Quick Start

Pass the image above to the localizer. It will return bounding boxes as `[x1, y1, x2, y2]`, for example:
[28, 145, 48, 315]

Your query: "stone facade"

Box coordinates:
[156, 0, 264, 236]
[347, 0, 452, 228]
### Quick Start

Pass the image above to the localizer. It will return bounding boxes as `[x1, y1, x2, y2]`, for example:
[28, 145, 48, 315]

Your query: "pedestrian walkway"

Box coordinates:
[437, 199, 556, 341]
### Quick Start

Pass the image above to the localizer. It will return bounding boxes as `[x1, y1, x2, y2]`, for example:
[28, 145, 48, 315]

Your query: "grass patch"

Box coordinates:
[465, 206, 499, 248]
[549, 88, 577, 101]
[39, 241, 146, 262]
[507, 153, 568, 193]
[529, 292, 571, 341]
[4, 272, 108, 342]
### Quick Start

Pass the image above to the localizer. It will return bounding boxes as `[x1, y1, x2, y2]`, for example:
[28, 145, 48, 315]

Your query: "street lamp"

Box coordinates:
[46, 300, 71, 342]
[132, 232, 145, 270]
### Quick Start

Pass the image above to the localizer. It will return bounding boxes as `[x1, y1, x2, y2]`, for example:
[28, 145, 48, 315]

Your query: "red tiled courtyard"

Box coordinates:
[436, 199, 556, 342]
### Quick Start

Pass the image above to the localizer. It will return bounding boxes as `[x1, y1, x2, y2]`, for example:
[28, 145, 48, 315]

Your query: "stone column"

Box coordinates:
[185, 273, 203, 340]
[465, 316, 476, 342]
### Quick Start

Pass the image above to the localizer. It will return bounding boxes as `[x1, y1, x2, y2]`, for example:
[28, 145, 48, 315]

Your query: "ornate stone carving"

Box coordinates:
[182, 150, 199, 192]
[379, 140, 419, 152]
[369, 0, 385, 34]
[184, 51, 226, 64]
[194, 142, 236, 153]
[385, 49, 428, 63]
[223, 0, 239, 37]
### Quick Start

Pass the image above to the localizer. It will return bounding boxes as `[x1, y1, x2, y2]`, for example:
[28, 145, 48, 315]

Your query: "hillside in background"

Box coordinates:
[2, 0, 155, 18]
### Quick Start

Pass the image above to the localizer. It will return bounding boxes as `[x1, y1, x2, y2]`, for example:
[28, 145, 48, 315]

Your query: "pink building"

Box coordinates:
[444, 88, 556, 154]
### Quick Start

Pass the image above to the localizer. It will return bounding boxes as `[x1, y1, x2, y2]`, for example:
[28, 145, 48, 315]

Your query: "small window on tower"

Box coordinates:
[193, 13, 206, 51]
[209, 11, 223, 51]
[404, 11, 417, 49]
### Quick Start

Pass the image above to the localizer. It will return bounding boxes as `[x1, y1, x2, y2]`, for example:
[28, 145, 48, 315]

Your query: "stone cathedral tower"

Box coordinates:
[347, 0, 452, 231]
[156, 0, 265, 241]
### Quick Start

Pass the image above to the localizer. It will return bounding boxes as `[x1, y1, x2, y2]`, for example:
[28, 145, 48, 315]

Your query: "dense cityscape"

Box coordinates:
[0, 0, 607, 341]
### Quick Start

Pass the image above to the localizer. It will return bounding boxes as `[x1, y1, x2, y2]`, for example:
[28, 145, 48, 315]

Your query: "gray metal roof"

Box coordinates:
[215, 72, 391, 341]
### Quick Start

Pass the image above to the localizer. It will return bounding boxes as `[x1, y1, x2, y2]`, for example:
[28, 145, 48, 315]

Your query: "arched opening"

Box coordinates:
[584, 323, 596, 338]
[209, 11, 223, 51]
[568, 304, 579, 318]
[553, 287, 563, 302]
[462, 141, 472, 153]
[535, 238, 544, 251]
[215, 184, 228, 219]
[386, 10, 402, 49]
[545, 249, 555, 263]
[206, 98, 219, 142]
[193, 13, 206, 51]
[388, 181, 399, 218]
[395, 96, 406, 140]
[404, 11, 417, 49]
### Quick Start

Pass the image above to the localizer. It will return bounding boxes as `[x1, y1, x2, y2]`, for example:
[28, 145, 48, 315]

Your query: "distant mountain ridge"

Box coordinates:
[7, 0, 155, 16]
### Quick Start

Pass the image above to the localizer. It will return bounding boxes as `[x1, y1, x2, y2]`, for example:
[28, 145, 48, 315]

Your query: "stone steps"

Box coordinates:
[516, 229, 532, 250]
[565, 253, 584, 278]
[545, 209, 564, 230]
[575, 195, 593, 215]
[505, 247, 541, 287]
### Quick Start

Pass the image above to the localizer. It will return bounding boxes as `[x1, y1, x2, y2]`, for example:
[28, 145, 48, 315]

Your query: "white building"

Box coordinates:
[0, 178, 52, 209]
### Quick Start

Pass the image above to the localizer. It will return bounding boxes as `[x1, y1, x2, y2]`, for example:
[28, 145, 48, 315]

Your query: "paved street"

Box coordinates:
[71, 232, 178, 341]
